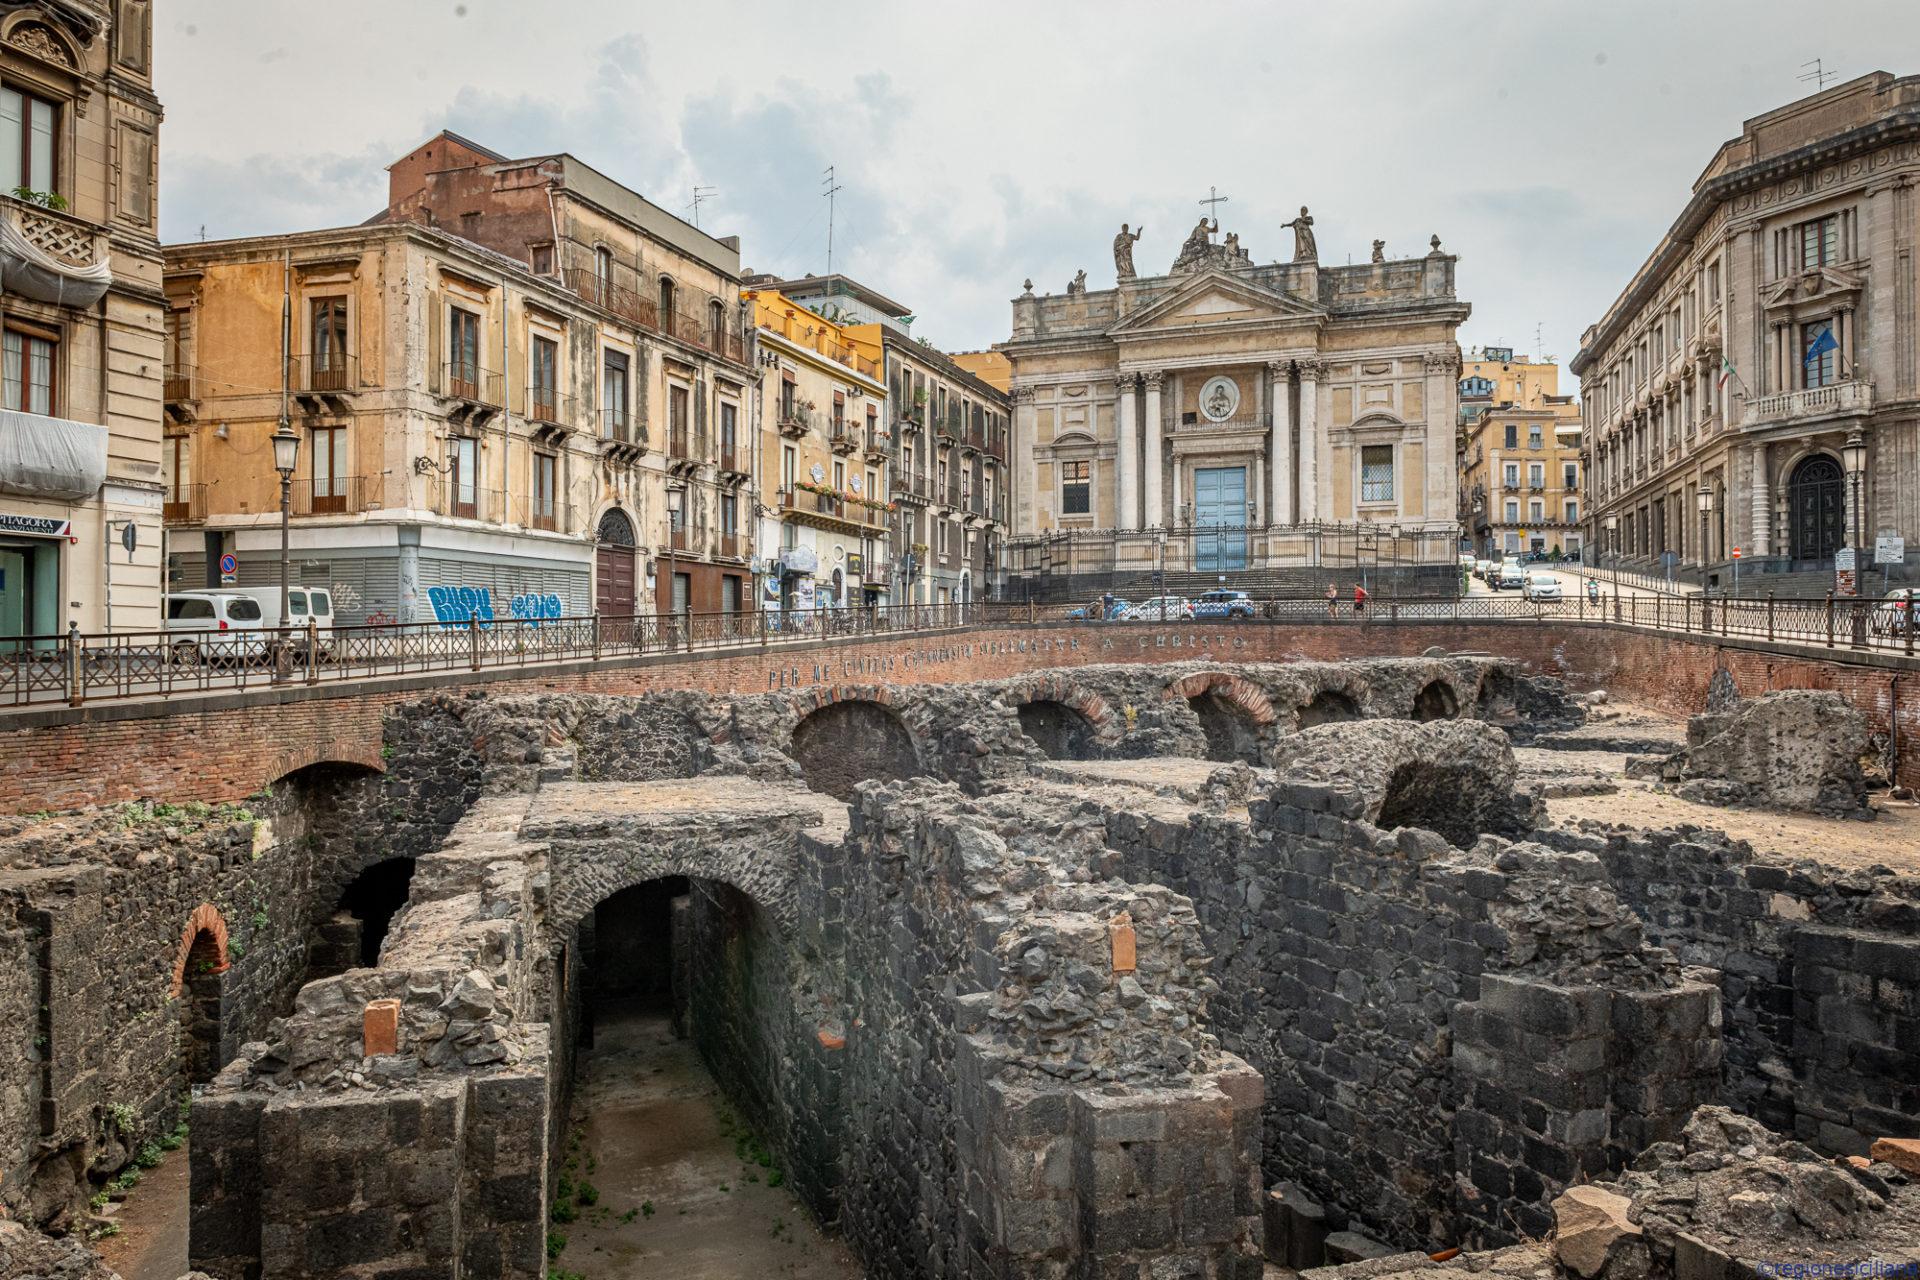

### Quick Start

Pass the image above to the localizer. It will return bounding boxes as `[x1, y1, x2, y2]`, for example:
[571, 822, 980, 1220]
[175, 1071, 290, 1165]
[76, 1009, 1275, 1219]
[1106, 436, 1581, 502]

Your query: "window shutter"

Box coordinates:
[427, 297, 443, 394]
[694, 379, 707, 451]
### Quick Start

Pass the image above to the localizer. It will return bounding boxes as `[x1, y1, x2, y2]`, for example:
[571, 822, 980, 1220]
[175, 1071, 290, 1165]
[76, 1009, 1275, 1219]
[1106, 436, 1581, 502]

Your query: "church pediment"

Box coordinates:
[1108, 270, 1321, 337]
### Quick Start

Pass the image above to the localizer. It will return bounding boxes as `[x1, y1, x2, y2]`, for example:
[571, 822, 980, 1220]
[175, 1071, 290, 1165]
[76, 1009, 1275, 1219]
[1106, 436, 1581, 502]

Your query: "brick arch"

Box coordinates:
[171, 903, 231, 999]
[1162, 671, 1280, 727]
[267, 738, 387, 787]
[785, 687, 923, 801]
[1007, 675, 1122, 744]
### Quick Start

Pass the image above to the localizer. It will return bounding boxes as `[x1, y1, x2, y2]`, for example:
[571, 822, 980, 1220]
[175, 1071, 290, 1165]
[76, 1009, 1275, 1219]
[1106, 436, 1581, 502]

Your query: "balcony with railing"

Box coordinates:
[598, 406, 645, 452]
[162, 483, 207, 523]
[296, 352, 357, 395]
[715, 444, 750, 477]
[829, 421, 859, 455]
[778, 487, 887, 533]
[669, 523, 696, 553]
[525, 382, 577, 429]
[777, 404, 816, 440]
[669, 429, 695, 464]
[291, 475, 375, 517]
[716, 531, 747, 561]
[891, 466, 930, 504]
[565, 268, 659, 331]
[1740, 380, 1874, 430]
[441, 363, 505, 407]
[164, 365, 197, 403]
[432, 483, 507, 524]
[863, 424, 891, 462]
[504, 492, 571, 534]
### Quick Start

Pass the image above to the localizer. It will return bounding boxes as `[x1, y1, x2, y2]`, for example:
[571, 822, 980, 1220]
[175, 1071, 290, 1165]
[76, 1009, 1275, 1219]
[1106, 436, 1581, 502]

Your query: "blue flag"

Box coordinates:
[1803, 326, 1839, 364]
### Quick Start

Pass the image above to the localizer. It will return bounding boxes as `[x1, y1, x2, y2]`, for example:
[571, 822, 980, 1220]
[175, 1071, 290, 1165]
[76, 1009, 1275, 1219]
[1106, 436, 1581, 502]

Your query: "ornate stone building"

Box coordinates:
[1574, 71, 1920, 590]
[1455, 351, 1584, 560]
[0, 0, 164, 636]
[998, 209, 1469, 599]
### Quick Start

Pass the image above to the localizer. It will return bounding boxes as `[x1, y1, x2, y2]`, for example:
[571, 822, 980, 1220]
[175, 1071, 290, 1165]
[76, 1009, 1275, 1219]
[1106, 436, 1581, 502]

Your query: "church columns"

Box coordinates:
[1013, 387, 1036, 533]
[1142, 371, 1164, 527]
[1297, 359, 1322, 521]
[1268, 360, 1292, 525]
[1749, 443, 1771, 557]
[1115, 374, 1139, 530]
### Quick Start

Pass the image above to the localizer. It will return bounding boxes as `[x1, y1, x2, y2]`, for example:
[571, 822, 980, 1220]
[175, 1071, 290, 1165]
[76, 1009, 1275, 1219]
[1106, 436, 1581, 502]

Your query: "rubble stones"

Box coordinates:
[1550, 1185, 1644, 1279]
[1652, 690, 1873, 818]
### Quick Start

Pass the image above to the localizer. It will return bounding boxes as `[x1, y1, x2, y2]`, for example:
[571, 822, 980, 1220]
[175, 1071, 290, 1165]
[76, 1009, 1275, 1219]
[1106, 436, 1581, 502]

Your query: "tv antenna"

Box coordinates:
[1534, 321, 1545, 361]
[822, 166, 844, 274]
[1799, 58, 1836, 92]
[688, 185, 717, 228]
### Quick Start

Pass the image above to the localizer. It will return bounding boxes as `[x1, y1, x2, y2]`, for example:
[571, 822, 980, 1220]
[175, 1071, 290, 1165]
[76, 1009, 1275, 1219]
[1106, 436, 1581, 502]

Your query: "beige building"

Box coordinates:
[163, 133, 756, 623]
[1455, 351, 1583, 559]
[1574, 71, 1920, 590]
[0, 2, 164, 637]
[999, 211, 1468, 598]
[748, 286, 888, 615]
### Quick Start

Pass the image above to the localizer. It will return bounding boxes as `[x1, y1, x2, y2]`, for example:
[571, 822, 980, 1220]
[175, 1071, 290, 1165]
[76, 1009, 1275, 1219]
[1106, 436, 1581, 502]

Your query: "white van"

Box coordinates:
[163, 586, 335, 663]
[164, 592, 268, 664]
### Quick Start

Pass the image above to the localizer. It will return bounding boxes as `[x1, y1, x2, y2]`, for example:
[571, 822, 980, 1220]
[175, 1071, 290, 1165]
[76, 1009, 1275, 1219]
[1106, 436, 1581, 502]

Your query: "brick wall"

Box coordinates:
[1, 620, 1913, 815]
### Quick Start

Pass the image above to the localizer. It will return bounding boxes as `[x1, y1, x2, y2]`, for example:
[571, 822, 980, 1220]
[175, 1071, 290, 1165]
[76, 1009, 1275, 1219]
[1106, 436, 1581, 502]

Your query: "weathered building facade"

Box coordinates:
[1000, 212, 1468, 598]
[1456, 352, 1583, 559]
[1574, 71, 1920, 589]
[163, 132, 757, 622]
[0, 0, 164, 637]
[749, 286, 888, 616]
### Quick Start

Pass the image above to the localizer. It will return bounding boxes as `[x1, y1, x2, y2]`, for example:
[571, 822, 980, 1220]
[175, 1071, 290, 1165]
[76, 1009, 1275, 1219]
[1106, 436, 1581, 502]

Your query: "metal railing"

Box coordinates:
[599, 407, 642, 446]
[2, 589, 1911, 711]
[296, 353, 358, 395]
[163, 484, 207, 523]
[442, 363, 505, 406]
[0, 602, 982, 708]
[292, 476, 374, 517]
[164, 365, 197, 402]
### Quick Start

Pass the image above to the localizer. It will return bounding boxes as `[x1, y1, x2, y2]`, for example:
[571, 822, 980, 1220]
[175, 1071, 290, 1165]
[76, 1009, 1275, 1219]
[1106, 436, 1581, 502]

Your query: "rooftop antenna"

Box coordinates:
[822, 165, 844, 274]
[688, 185, 717, 228]
[1535, 321, 1545, 362]
[198, 224, 207, 242]
[1799, 58, 1836, 91]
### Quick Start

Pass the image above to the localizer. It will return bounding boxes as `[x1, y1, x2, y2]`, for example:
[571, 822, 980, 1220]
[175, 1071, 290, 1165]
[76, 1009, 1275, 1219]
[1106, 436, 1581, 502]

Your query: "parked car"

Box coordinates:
[1473, 559, 1494, 581]
[163, 592, 268, 664]
[1192, 589, 1255, 621]
[1872, 588, 1916, 637]
[1521, 572, 1563, 602]
[1125, 595, 1194, 621]
[1494, 562, 1528, 591]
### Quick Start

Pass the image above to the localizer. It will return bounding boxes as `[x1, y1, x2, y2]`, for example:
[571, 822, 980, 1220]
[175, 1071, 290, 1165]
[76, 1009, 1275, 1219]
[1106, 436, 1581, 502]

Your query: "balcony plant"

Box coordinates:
[11, 187, 67, 211]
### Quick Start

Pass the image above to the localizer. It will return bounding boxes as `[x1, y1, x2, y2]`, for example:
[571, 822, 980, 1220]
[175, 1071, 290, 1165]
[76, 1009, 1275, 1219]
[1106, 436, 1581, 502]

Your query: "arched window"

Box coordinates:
[708, 298, 725, 342]
[657, 275, 677, 323]
[593, 246, 613, 303]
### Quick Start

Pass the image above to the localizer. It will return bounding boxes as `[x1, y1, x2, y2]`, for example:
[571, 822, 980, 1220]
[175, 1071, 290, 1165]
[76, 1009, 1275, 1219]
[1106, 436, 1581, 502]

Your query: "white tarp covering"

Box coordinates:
[0, 407, 107, 500]
[0, 212, 111, 308]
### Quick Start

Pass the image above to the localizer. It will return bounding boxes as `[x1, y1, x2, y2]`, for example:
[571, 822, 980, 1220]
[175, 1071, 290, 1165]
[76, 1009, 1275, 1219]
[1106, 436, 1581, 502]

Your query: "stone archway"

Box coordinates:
[1786, 454, 1845, 564]
[1011, 676, 1118, 761]
[1165, 672, 1278, 765]
[1297, 688, 1362, 729]
[172, 904, 231, 1085]
[1412, 680, 1461, 722]
[789, 696, 920, 802]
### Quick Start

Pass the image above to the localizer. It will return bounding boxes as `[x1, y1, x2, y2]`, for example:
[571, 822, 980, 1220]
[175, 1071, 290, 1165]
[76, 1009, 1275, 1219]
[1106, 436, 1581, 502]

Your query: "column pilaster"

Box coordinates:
[1268, 360, 1292, 525]
[1142, 371, 1164, 527]
[1012, 387, 1037, 534]
[1297, 359, 1322, 521]
[1115, 374, 1138, 531]
[1749, 443, 1771, 557]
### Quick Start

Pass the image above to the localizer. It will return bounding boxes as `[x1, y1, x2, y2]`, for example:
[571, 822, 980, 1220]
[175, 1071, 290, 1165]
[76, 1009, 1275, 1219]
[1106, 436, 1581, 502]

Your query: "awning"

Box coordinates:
[0, 209, 111, 308]
[0, 408, 107, 500]
[779, 545, 818, 575]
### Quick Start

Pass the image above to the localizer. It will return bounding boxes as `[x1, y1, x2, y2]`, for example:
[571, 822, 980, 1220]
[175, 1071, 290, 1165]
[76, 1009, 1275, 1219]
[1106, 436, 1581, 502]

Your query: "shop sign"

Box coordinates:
[0, 514, 72, 538]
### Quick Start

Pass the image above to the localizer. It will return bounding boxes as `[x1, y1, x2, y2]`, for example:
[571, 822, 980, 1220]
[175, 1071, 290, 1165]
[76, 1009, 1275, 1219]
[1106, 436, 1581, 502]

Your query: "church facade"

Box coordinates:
[999, 211, 1470, 598]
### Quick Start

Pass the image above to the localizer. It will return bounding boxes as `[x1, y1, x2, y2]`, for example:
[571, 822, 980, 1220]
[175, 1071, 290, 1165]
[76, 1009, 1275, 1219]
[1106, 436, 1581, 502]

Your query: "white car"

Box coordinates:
[1871, 588, 1915, 637]
[1494, 562, 1528, 591]
[1521, 572, 1563, 602]
[1473, 559, 1494, 581]
[1126, 595, 1194, 621]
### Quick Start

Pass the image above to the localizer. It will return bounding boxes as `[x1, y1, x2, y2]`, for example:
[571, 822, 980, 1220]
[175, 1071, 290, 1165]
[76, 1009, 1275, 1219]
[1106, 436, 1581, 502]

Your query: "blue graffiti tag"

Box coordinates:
[425, 585, 565, 629]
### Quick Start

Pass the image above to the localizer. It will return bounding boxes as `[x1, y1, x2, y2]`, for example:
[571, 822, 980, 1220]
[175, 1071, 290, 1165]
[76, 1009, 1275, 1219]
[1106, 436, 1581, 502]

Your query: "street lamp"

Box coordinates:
[1602, 513, 1618, 576]
[272, 419, 299, 620]
[1841, 431, 1867, 555]
[1696, 484, 1714, 576]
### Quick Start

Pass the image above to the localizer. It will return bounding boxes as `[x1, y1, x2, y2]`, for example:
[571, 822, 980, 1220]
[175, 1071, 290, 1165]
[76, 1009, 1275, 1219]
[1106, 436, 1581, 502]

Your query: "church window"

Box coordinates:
[1798, 215, 1839, 269]
[1359, 445, 1394, 503]
[1061, 459, 1091, 515]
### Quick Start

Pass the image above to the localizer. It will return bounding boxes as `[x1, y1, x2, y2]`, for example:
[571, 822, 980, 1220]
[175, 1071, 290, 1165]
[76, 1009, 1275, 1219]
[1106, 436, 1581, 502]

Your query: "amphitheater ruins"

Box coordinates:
[0, 637, 1917, 1280]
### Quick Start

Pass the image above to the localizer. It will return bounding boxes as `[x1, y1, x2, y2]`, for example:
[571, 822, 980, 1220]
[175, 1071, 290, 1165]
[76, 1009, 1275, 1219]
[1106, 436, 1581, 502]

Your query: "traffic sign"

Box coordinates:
[1731, 547, 1741, 560]
[120, 522, 137, 556]
[1876, 534, 1905, 565]
[219, 553, 237, 575]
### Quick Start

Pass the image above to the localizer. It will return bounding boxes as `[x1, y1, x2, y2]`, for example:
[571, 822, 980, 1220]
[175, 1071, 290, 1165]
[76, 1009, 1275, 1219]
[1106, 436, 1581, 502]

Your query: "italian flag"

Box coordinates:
[1716, 356, 1737, 390]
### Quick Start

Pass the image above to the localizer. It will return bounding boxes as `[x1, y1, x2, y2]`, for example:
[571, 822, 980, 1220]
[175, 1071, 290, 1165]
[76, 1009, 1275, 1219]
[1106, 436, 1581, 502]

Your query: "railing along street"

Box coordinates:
[0, 591, 1911, 711]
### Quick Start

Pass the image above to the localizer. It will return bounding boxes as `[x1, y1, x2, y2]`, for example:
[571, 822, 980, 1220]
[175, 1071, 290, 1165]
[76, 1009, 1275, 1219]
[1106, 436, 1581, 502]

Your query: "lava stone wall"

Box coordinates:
[1548, 825, 1920, 1154]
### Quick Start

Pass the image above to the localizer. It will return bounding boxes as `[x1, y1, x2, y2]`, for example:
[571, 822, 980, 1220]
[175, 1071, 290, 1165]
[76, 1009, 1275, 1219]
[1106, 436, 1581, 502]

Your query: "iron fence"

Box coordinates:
[1, 589, 1911, 712]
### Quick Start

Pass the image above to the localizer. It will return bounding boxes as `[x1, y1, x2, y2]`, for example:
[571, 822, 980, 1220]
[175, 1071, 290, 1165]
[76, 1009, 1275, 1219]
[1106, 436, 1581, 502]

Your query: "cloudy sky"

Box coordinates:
[156, 1, 1920, 377]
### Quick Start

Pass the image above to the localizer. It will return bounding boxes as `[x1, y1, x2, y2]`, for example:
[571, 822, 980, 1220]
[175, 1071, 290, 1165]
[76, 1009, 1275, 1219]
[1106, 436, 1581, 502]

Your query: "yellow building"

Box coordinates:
[163, 133, 757, 624]
[748, 288, 889, 614]
[950, 349, 1011, 394]
[0, 4, 165, 637]
[1455, 349, 1583, 559]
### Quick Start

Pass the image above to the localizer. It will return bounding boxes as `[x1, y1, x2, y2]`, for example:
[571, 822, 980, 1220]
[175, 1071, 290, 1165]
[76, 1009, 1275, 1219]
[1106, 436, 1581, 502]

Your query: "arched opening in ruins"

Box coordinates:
[1018, 699, 1101, 760]
[587, 875, 689, 1016]
[1477, 668, 1519, 721]
[178, 927, 226, 1085]
[310, 857, 418, 974]
[790, 699, 919, 801]
[1375, 761, 1491, 848]
[1297, 688, 1362, 729]
[1187, 691, 1266, 763]
[1412, 680, 1460, 722]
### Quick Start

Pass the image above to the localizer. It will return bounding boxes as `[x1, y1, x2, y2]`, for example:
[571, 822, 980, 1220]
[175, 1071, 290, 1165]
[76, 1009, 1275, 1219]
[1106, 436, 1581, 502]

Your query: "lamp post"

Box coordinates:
[1841, 431, 1867, 556]
[1603, 513, 1618, 578]
[1696, 483, 1714, 583]
[270, 420, 299, 677]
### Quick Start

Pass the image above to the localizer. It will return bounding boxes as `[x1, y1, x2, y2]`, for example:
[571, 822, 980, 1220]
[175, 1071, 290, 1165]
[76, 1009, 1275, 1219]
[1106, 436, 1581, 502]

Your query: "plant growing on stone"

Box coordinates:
[545, 1230, 566, 1260]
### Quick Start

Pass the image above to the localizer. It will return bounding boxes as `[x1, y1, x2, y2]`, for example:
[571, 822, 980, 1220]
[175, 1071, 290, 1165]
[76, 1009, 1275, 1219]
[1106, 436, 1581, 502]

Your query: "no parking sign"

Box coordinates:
[220, 552, 237, 584]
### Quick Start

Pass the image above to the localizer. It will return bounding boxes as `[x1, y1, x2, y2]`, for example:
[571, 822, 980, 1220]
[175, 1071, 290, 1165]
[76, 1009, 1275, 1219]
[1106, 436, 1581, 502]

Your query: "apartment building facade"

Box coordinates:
[162, 133, 756, 623]
[0, 1, 165, 637]
[749, 287, 888, 616]
[1574, 72, 1920, 589]
[1455, 351, 1583, 559]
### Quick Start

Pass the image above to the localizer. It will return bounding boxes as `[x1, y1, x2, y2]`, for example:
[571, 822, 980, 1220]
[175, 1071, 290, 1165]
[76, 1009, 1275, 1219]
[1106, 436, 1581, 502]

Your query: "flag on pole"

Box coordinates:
[1802, 326, 1839, 366]
[1716, 355, 1739, 390]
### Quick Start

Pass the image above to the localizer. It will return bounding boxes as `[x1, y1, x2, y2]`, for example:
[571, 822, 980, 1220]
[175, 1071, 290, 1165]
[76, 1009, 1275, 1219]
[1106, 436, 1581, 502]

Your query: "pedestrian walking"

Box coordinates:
[1352, 582, 1368, 617]
[1325, 583, 1338, 620]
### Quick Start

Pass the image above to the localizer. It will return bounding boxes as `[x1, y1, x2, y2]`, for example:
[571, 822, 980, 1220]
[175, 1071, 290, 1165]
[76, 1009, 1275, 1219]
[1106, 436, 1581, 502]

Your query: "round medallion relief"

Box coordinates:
[1199, 375, 1240, 422]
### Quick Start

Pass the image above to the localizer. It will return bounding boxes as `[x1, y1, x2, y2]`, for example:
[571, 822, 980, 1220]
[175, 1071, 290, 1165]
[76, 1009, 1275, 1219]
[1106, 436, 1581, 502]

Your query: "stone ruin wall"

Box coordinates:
[1, 653, 1917, 1278]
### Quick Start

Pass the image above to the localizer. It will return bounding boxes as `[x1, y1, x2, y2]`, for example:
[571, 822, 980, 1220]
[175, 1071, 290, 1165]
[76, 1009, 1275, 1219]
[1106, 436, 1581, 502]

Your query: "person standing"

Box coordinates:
[1324, 583, 1339, 620]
